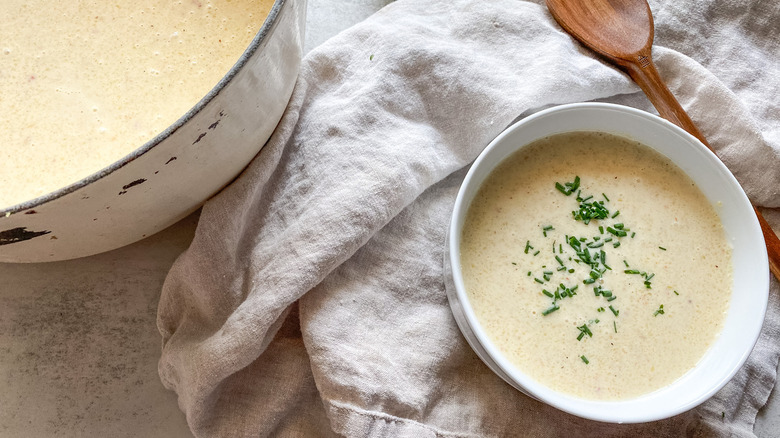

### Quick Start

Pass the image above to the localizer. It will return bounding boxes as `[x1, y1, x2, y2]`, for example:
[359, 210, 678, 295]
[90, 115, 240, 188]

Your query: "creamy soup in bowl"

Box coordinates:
[445, 103, 769, 423]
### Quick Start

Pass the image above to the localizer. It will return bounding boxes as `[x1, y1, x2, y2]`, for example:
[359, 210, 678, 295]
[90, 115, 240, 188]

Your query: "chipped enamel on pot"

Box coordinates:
[0, 0, 306, 262]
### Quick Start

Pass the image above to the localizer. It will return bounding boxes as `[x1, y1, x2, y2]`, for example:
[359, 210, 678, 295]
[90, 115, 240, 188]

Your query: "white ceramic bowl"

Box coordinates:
[445, 102, 769, 423]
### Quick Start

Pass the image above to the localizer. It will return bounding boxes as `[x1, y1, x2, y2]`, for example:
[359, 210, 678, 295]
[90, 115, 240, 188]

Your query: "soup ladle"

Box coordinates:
[545, 0, 780, 281]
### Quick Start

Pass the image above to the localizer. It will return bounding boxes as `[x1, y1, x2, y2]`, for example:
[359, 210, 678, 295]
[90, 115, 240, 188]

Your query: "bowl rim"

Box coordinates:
[1, 0, 289, 215]
[447, 102, 770, 423]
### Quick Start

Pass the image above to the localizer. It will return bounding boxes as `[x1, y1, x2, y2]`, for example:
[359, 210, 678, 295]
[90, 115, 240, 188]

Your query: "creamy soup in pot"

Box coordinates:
[460, 131, 732, 400]
[0, 0, 274, 209]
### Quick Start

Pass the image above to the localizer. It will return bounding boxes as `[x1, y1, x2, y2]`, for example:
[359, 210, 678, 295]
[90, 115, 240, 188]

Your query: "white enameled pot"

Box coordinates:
[0, 0, 306, 262]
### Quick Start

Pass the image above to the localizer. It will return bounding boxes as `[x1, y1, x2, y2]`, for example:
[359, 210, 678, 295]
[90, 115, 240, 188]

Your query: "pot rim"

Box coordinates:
[1, 0, 288, 215]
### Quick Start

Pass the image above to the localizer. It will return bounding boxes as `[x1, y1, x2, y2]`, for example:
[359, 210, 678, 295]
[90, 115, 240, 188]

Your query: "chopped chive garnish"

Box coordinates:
[542, 289, 554, 298]
[613, 321, 617, 333]
[511, 262, 517, 265]
[557, 266, 566, 271]
[625, 269, 640, 274]
[576, 324, 593, 340]
[533, 250, 540, 256]
[599, 226, 604, 234]
[659, 246, 667, 251]
[583, 278, 596, 285]
[613, 241, 621, 248]
[555, 255, 565, 266]
[534, 278, 544, 284]
[611, 210, 620, 218]
[654, 304, 665, 316]
[623, 260, 629, 267]
[524, 241, 532, 254]
[609, 305, 619, 316]
[597, 307, 605, 312]
[587, 241, 604, 248]
[604, 237, 612, 242]
[581, 355, 589, 364]
[607, 296, 617, 302]
[527, 271, 532, 276]
[568, 268, 575, 273]
[602, 193, 610, 202]
[555, 176, 581, 196]
[542, 305, 560, 316]
[673, 290, 679, 296]
[631, 232, 636, 238]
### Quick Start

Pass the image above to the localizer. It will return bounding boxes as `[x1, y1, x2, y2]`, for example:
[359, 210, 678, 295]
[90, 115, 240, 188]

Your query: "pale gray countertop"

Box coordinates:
[0, 1, 777, 436]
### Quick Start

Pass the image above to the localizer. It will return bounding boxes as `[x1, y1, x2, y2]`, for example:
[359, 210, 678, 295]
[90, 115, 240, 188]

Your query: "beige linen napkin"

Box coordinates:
[157, 0, 780, 436]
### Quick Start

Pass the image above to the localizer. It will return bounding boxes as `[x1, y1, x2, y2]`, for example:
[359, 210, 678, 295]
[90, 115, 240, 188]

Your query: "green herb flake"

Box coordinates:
[580, 355, 590, 364]
[542, 305, 560, 316]
[611, 210, 620, 218]
[673, 290, 679, 296]
[613, 321, 618, 333]
[602, 193, 610, 202]
[609, 305, 619, 316]
[654, 304, 665, 316]
[533, 250, 540, 256]
[576, 324, 593, 340]
[555, 176, 581, 196]
[659, 246, 667, 251]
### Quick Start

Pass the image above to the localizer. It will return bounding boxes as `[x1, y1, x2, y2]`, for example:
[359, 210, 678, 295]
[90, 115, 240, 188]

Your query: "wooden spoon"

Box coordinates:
[546, 0, 780, 282]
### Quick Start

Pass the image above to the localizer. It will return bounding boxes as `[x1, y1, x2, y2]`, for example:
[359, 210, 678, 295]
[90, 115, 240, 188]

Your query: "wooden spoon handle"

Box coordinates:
[756, 207, 780, 280]
[624, 53, 780, 281]
[623, 55, 709, 146]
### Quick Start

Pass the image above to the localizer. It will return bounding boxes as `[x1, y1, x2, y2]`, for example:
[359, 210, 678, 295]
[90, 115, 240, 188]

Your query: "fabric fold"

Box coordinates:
[157, 0, 780, 436]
